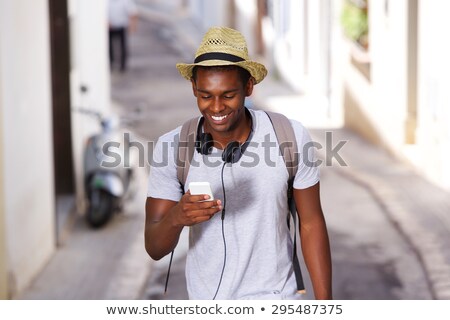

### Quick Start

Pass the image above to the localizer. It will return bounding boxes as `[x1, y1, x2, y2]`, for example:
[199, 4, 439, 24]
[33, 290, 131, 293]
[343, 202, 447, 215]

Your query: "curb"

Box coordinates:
[329, 164, 450, 299]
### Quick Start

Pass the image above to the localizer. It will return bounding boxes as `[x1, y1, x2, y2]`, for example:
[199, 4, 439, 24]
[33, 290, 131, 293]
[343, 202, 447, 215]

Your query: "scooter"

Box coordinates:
[76, 107, 135, 228]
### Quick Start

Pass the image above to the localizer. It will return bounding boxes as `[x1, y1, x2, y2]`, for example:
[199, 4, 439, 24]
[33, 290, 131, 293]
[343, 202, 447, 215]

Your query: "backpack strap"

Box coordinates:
[264, 111, 299, 184]
[176, 117, 199, 191]
[265, 111, 305, 294]
[165, 116, 199, 295]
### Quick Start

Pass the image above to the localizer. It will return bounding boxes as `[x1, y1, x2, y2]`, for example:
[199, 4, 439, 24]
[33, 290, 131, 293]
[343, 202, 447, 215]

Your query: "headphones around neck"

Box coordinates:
[195, 111, 253, 164]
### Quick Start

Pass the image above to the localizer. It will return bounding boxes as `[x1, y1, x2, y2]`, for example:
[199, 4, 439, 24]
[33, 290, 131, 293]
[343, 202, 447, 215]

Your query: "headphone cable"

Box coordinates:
[164, 250, 174, 295]
[212, 162, 227, 300]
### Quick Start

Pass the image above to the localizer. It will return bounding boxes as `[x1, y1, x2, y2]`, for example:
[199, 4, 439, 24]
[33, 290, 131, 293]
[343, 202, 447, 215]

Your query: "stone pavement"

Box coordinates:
[322, 128, 450, 300]
[17, 0, 450, 300]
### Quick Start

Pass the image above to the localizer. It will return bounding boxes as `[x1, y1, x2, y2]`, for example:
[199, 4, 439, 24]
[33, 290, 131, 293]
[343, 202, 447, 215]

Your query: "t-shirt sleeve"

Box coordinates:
[147, 130, 183, 202]
[291, 120, 320, 189]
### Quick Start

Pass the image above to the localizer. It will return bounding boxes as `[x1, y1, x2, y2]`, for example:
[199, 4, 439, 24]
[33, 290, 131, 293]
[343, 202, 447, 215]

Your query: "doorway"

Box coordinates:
[49, 0, 76, 244]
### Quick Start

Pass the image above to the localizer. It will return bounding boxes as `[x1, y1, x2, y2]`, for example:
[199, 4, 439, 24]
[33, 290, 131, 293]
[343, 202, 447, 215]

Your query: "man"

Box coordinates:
[108, 0, 138, 72]
[145, 26, 332, 300]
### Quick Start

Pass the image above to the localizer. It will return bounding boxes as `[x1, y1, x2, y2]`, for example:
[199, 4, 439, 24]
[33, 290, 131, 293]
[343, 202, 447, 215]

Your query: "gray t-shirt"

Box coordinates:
[147, 109, 319, 299]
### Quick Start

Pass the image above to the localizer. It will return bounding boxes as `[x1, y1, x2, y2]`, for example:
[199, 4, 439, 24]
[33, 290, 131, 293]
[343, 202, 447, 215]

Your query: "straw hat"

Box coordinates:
[176, 26, 267, 84]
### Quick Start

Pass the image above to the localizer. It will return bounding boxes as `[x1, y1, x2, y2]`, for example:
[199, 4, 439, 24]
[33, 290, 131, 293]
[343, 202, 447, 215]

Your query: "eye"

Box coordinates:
[201, 95, 211, 99]
[223, 95, 235, 99]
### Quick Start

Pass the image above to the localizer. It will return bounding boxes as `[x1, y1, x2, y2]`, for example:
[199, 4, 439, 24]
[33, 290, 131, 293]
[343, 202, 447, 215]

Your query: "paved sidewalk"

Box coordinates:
[323, 128, 450, 299]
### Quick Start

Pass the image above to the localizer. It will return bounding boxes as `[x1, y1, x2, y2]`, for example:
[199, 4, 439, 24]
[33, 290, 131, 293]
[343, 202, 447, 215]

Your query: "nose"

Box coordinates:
[210, 97, 225, 114]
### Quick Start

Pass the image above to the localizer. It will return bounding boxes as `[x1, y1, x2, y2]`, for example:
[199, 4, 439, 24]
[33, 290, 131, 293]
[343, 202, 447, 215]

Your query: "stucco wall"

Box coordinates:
[69, 0, 110, 212]
[0, 0, 55, 296]
[0, 0, 110, 298]
[416, 0, 450, 189]
[343, 0, 409, 151]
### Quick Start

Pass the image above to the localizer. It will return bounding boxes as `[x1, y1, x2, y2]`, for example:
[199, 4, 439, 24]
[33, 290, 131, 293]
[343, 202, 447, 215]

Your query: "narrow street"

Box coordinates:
[113, 5, 435, 300]
[17, 1, 446, 300]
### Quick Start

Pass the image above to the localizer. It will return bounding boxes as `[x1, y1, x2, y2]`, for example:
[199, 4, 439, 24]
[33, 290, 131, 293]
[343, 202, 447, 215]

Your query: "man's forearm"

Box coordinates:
[145, 210, 184, 260]
[301, 219, 332, 299]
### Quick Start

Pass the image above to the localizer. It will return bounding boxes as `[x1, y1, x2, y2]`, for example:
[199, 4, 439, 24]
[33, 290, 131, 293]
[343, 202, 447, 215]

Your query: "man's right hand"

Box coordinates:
[145, 193, 222, 260]
[170, 191, 222, 227]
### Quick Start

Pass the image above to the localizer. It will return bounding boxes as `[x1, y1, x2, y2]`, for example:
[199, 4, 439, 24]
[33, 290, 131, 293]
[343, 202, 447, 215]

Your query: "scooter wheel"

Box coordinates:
[86, 189, 115, 228]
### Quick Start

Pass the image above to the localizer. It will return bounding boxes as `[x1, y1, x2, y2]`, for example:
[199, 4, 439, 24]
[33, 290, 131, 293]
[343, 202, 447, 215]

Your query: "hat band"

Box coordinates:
[194, 52, 245, 63]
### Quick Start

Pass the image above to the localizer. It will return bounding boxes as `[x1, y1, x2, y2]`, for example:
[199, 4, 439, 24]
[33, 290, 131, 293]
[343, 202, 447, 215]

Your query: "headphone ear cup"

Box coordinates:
[222, 141, 241, 163]
[196, 132, 214, 155]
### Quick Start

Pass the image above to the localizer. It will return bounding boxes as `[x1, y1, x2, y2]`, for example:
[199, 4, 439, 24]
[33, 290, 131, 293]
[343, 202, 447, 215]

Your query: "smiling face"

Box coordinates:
[191, 66, 254, 142]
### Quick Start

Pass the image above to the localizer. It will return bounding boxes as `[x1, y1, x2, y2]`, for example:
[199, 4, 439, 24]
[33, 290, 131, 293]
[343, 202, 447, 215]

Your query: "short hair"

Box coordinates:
[191, 65, 252, 86]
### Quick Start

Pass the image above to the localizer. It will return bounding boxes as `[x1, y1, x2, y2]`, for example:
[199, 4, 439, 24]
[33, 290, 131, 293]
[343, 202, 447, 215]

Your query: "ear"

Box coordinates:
[191, 78, 198, 97]
[245, 77, 255, 97]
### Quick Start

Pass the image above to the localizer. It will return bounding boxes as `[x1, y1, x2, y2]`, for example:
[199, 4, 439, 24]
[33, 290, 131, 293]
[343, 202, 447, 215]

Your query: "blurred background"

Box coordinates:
[1, 0, 450, 300]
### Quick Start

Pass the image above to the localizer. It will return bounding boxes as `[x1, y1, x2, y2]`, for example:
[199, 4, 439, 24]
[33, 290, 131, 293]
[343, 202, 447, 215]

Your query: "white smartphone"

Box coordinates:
[188, 182, 214, 201]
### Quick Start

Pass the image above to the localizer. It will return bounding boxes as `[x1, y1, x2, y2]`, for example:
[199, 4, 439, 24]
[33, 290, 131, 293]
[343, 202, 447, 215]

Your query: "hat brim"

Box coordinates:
[176, 59, 267, 84]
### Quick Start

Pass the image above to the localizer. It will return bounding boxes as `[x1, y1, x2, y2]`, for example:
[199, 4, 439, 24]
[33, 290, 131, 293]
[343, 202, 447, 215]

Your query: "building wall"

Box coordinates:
[370, 0, 409, 147]
[233, 0, 258, 55]
[0, 0, 110, 298]
[188, 0, 229, 32]
[0, 27, 7, 299]
[416, 0, 450, 189]
[343, 0, 410, 152]
[69, 0, 110, 212]
[262, 0, 290, 80]
[342, 0, 450, 190]
[259, 0, 330, 94]
[0, 0, 55, 297]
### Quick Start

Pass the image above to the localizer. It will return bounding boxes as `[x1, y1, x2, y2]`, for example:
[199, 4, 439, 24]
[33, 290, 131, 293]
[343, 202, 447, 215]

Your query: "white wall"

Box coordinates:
[233, 0, 258, 55]
[0, 0, 110, 297]
[416, 0, 450, 189]
[271, 0, 307, 91]
[305, 0, 327, 94]
[0, 22, 7, 298]
[0, 0, 55, 296]
[370, 0, 409, 147]
[69, 0, 111, 212]
[189, 0, 228, 32]
[264, 0, 330, 94]
[344, 0, 409, 150]
[343, 0, 450, 190]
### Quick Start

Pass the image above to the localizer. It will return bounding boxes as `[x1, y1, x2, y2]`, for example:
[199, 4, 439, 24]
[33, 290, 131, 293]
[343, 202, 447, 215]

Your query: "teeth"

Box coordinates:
[212, 114, 228, 121]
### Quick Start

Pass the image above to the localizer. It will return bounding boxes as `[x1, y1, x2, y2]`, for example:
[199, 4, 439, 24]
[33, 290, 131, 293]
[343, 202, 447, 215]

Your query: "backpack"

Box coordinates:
[175, 110, 306, 293]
